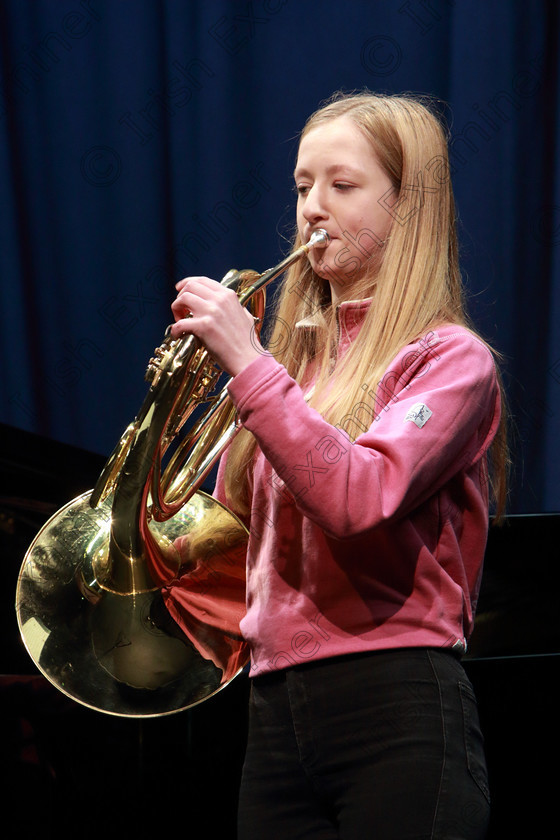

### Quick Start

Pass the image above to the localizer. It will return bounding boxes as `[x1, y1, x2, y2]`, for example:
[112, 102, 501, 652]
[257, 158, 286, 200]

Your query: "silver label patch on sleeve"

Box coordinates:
[404, 402, 432, 428]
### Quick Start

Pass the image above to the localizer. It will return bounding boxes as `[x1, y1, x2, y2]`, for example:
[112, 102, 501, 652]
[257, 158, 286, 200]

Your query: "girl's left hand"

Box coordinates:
[170, 276, 264, 377]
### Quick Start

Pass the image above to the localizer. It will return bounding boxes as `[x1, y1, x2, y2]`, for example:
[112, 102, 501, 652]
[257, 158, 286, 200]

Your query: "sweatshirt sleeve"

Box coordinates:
[226, 329, 501, 539]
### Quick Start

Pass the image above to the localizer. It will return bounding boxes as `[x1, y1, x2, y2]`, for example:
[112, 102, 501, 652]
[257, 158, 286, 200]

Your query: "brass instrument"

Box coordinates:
[15, 230, 329, 718]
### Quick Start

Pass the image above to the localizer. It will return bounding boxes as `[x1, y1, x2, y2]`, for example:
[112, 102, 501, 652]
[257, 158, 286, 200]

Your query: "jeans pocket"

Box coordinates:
[459, 680, 491, 804]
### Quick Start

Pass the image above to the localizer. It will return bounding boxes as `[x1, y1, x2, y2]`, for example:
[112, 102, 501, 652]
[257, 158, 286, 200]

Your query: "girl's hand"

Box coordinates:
[170, 276, 263, 377]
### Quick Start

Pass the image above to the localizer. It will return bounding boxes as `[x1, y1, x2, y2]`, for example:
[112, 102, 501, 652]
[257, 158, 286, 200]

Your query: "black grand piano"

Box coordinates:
[1, 422, 557, 839]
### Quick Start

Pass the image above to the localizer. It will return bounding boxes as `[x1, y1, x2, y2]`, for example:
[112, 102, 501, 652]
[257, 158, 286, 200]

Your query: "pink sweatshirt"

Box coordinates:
[165, 300, 501, 679]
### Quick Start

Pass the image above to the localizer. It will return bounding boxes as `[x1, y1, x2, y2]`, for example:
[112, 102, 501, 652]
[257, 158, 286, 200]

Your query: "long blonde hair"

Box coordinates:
[224, 91, 509, 518]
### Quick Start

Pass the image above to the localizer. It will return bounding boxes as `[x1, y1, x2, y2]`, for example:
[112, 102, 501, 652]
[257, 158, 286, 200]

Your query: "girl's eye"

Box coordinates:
[295, 184, 310, 197]
[334, 182, 354, 191]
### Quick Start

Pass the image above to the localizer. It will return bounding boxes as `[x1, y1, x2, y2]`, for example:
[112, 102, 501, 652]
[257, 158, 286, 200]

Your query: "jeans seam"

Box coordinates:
[458, 680, 491, 804]
[426, 649, 446, 840]
[286, 669, 318, 773]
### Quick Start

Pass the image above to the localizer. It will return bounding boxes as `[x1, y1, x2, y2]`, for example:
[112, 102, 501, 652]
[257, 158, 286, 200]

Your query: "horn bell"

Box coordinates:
[16, 489, 249, 717]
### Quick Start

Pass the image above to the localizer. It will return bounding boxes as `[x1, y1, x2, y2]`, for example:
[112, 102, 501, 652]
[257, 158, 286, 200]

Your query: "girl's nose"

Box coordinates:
[302, 184, 329, 224]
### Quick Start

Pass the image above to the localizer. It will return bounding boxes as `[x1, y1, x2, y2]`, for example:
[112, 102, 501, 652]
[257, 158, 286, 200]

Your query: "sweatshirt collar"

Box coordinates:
[296, 298, 372, 353]
[295, 297, 372, 327]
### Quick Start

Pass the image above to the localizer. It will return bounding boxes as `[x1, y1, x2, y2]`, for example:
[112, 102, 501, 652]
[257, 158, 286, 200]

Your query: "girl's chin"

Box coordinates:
[310, 257, 351, 282]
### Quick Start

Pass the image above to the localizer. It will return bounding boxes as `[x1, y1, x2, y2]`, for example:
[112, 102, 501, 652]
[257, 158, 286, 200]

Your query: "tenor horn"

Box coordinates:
[15, 230, 329, 718]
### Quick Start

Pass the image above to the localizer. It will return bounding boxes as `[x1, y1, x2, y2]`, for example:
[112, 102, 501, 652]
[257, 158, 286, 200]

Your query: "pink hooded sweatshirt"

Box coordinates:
[166, 300, 501, 678]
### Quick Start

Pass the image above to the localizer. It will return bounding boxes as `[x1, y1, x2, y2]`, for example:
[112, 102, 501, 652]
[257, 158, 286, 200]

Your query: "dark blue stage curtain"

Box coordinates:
[0, 0, 558, 514]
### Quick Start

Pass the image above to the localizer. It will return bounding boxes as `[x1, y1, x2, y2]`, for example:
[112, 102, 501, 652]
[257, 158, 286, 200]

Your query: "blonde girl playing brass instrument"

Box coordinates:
[166, 91, 507, 839]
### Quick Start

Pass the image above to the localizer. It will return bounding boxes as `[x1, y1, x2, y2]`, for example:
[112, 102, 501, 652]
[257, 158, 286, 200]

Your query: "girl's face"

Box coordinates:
[294, 116, 394, 301]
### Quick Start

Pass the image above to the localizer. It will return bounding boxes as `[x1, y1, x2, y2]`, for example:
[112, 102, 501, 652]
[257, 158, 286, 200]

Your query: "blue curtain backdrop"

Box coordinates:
[0, 0, 558, 514]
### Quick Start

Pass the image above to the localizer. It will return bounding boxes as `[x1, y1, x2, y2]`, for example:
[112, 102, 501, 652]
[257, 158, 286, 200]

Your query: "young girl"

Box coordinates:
[168, 91, 506, 839]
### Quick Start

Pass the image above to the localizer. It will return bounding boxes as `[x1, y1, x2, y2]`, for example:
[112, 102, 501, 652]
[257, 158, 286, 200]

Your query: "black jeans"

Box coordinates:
[237, 649, 490, 839]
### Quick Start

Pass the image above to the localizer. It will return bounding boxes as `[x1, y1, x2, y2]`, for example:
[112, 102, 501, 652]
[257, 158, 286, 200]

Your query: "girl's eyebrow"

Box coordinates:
[293, 163, 363, 179]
